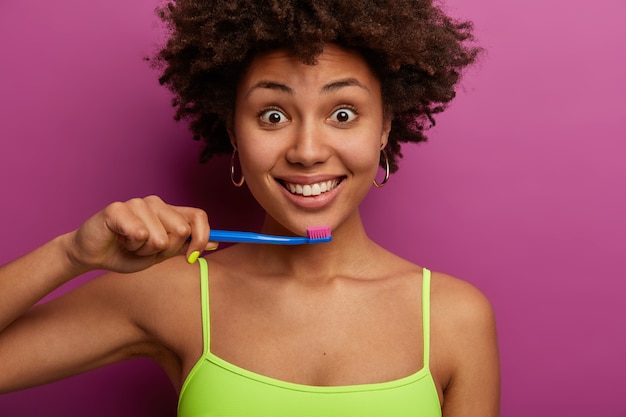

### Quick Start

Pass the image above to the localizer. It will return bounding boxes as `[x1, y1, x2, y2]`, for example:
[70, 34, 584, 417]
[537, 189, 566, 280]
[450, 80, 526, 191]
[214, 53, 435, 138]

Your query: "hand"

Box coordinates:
[65, 196, 214, 273]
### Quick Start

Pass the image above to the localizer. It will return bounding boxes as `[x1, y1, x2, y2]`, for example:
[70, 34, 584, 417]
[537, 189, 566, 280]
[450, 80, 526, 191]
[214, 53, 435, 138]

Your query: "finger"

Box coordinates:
[143, 199, 212, 261]
[170, 206, 211, 262]
[103, 202, 151, 253]
[205, 241, 219, 251]
[120, 197, 171, 257]
[152, 208, 196, 259]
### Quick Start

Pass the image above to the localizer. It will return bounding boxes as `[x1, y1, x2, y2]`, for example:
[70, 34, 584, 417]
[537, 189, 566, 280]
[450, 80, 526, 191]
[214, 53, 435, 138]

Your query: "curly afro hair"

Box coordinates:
[156, 0, 480, 173]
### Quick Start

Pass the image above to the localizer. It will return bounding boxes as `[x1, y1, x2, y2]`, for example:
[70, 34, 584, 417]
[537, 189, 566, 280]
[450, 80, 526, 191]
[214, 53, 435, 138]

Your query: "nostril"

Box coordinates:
[285, 136, 331, 166]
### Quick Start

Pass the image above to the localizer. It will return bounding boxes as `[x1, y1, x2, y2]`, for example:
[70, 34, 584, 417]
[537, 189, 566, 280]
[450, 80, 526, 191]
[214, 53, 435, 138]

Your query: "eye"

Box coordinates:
[329, 107, 358, 124]
[259, 108, 289, 125]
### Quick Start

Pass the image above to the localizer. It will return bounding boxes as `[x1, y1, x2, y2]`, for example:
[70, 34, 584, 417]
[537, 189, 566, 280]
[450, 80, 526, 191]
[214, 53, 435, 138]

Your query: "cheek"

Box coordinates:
[237, 139, 285, 185]
[239, 149, 269, 178]
[340, 137, 383, 176]
[341, 116, 388, 172]
[233, 126, 274, 176]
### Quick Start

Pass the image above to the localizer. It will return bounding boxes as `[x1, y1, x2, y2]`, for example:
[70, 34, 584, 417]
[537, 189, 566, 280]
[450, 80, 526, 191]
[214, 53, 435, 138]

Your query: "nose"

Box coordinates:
[285, 121, 331, 167]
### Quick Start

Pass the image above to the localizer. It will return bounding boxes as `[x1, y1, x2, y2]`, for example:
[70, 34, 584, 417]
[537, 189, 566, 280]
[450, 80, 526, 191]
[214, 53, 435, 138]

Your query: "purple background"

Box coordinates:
[1, 0, 625, 415]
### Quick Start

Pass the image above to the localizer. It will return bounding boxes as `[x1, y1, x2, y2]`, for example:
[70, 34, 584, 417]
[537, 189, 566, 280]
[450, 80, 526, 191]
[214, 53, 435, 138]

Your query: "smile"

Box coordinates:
[282, 179, 342, 196]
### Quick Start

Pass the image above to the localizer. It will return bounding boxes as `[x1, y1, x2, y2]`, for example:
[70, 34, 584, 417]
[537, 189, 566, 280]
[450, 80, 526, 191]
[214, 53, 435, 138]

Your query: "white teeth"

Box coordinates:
[284, 179, 338, 196]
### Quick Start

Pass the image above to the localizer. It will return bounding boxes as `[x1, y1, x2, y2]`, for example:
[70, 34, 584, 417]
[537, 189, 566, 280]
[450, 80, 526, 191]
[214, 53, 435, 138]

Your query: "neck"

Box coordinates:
[237, 212, 379, 284]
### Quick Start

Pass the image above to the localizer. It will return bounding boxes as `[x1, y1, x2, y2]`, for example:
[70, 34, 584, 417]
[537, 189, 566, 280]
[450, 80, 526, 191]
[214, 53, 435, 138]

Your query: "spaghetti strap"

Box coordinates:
[422, 268, 432, 369]
[197, 257, 210, 357]
[178, 261, 442, 416]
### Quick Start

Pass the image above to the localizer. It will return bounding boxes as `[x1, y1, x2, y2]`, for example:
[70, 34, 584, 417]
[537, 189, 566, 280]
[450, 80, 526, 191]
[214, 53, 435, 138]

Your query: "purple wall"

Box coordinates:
[1, 0, 624, 415]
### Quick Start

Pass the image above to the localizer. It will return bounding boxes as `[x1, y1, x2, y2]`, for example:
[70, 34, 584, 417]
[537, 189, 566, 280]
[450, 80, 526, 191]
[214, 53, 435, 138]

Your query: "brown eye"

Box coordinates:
[329, 107, 357, 123]
[269, 112, 282, 123]
[336, 111, 350, 122]
[259, 109, 288, 125]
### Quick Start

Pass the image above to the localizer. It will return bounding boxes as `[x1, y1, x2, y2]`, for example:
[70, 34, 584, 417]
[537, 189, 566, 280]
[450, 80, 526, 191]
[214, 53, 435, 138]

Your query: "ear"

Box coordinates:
[380, 117, 391, 149]
[227, 126, 237, 149]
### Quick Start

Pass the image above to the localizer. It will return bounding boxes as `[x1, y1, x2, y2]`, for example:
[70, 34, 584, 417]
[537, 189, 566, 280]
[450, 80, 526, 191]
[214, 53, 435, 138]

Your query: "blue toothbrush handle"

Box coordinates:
[209, 229, 311, 245]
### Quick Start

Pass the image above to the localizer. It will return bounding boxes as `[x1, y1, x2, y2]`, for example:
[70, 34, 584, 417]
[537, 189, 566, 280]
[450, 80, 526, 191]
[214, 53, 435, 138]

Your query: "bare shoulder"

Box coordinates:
[429, 271, 500, 416]
[98, 255, 204, 386]
[108, 255, 202, 337]
[73, 255, 203, 353]
[429, 271, 497, 364]
[430, 271, 496, 327]
[89, 255, 201, 315]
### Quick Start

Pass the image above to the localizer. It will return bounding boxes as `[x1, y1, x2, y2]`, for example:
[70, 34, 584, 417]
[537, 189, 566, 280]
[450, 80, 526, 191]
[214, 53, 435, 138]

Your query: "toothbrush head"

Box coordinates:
[305, 226, 332, 243]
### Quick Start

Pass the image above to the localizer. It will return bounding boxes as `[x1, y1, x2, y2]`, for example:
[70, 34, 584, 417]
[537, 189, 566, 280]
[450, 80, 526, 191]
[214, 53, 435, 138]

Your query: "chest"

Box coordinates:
[208, 277, 426, 386]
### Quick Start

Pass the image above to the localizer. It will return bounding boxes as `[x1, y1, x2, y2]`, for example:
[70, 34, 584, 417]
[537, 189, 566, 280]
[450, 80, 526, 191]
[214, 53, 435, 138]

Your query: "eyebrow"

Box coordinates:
[246, 81, 293, 97]
[321, 78, 370, 94]
[245, 77, 369, 97]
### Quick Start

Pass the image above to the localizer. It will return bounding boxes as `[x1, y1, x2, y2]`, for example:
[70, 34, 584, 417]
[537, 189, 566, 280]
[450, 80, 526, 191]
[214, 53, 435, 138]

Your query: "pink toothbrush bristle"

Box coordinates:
[306, 226, 331, 240]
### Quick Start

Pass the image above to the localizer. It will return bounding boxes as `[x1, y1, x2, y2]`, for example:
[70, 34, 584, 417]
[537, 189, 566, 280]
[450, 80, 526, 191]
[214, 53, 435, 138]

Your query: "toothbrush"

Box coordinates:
[207, 226, 332, 245]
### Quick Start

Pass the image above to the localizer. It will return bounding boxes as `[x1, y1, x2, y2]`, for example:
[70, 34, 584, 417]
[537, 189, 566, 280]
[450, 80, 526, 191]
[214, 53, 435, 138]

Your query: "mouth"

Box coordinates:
[281, 178, 344, 197]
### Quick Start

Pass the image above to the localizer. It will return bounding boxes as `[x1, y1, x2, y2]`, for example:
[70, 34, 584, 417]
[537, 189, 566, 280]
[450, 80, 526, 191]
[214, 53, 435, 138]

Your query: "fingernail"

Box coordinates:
[206, 242, 219, 251]
[187, 251, 201, 264]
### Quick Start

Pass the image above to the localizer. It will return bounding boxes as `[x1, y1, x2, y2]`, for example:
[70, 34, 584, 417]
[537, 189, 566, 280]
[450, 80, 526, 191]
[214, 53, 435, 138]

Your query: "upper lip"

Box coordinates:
[276, 175, 345, 185]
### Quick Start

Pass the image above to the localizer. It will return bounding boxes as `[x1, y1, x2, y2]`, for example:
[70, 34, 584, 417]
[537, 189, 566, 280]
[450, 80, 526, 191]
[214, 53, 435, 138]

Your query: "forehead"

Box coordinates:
[237, 44, 381, 95]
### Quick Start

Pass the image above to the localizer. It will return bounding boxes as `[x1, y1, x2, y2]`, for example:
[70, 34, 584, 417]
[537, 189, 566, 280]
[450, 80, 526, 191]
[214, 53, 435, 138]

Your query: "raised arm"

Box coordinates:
[0, 196, 212, 393]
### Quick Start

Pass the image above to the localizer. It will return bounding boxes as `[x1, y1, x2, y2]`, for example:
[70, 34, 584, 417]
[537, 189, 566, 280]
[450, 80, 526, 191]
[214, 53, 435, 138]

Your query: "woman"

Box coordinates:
[0, 1, 499, 415]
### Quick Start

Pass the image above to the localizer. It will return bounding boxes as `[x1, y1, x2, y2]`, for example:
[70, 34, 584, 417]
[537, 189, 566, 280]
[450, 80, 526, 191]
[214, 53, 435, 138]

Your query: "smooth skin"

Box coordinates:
[0, 45, 499, 416]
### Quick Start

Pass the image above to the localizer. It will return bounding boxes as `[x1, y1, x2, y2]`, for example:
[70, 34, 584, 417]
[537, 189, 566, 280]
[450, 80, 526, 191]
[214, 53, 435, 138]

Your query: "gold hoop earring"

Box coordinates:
[230, 148, 245, 187]
[373, 150, 390, 188]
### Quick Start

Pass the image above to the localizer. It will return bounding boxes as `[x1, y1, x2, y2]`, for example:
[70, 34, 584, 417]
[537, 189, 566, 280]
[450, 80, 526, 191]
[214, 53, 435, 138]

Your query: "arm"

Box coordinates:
[0, 196, 212, 393]
[435, 277, 500, 417]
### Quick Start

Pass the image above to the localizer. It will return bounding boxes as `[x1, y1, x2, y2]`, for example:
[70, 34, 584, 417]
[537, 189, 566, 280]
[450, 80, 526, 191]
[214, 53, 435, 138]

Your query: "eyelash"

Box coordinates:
[257, 106, 288, 125]
[329, 105, 359, 124]
[256, 104, 360, 125]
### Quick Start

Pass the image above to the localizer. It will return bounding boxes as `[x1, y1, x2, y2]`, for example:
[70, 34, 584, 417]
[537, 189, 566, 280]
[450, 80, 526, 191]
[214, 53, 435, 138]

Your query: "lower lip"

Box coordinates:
[279, 181, 342, 209]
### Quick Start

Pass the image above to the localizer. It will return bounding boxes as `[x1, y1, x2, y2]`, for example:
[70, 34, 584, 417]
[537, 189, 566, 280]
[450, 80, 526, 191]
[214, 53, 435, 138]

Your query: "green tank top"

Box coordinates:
[178, 257, 441, 416]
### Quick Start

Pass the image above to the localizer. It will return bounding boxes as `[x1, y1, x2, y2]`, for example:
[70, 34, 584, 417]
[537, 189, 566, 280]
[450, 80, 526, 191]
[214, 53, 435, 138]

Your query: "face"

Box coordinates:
[230, 44, 390, 236]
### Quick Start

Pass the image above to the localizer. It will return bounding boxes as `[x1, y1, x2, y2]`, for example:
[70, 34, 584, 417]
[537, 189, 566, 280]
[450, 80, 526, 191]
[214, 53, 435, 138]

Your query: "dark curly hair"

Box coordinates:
[156, 0, 480, 173]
